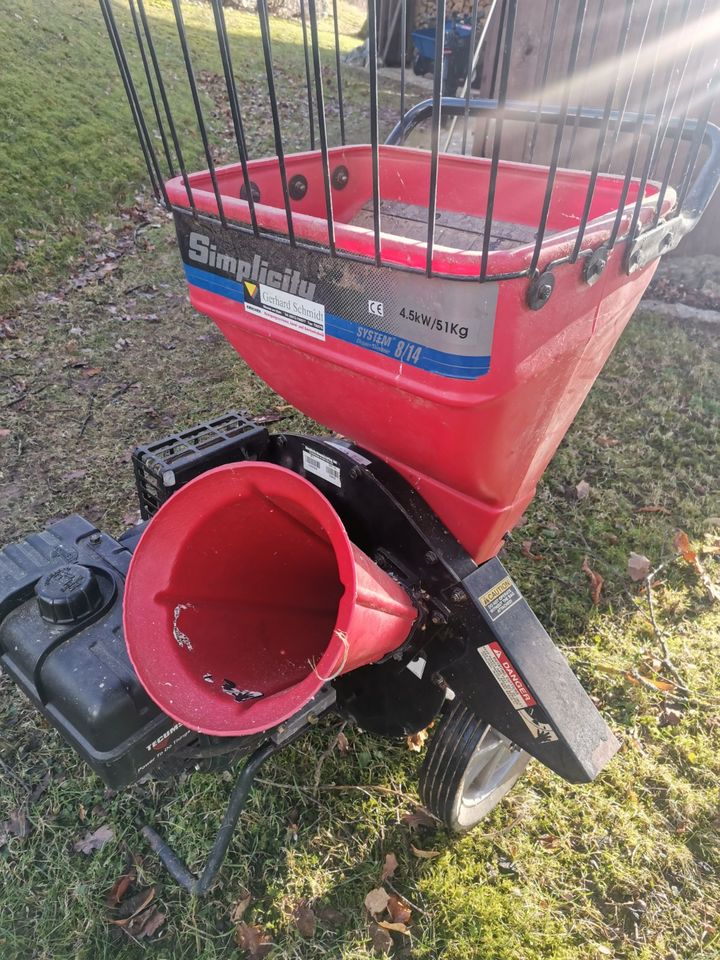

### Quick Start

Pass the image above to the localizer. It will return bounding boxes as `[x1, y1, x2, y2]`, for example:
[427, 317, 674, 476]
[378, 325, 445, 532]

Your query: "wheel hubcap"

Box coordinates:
[454, 726, 529, 828]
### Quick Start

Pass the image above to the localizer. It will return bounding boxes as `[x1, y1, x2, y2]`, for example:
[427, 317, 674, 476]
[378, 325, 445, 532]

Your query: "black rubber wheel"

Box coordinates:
[419, 699, 529, 833]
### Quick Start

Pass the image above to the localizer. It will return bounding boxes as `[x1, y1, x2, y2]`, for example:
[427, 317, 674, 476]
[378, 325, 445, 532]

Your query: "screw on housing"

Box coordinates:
[239, 180, 260, 202]
[527, 271, 555, 310]
[289, 174, 308, 200]
[583, 246, 608, 286]
[331, 165, 349, 190]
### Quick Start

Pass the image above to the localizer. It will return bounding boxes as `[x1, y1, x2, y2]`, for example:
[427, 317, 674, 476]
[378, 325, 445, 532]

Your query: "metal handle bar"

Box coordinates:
[386, 98, 720, 266]
[141, 739, 279, 895]
[140, 686, 336, 895]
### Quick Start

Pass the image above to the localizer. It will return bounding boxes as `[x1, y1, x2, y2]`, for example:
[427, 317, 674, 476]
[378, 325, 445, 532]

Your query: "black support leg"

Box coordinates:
[141, 739, 279, 895]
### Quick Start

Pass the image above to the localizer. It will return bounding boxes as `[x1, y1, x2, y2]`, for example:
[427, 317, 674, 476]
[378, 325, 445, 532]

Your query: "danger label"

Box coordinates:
[303, 448, 341, 487]
[478, 575, 522, 621]
[477, 641, 537, 710]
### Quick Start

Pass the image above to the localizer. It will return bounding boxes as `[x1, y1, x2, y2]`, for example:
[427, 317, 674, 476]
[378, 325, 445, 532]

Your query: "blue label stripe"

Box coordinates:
[184, 264, 490, 380]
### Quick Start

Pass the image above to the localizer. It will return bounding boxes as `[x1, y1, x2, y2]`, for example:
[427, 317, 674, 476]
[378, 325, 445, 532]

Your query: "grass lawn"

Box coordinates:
[1, 2, 720, 959]
[0, 0, 371, 313]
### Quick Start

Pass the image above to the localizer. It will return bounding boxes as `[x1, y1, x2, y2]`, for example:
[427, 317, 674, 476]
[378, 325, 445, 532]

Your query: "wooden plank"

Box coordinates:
[350, 199, 542, 249]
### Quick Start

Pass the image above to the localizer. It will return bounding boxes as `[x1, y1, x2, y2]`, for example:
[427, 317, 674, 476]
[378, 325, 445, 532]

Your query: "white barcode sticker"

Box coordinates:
[302, 448, 342, 487]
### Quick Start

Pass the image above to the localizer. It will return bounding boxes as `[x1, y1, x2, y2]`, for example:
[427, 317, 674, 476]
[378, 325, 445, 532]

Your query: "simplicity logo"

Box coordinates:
[188, 232, 317, 300]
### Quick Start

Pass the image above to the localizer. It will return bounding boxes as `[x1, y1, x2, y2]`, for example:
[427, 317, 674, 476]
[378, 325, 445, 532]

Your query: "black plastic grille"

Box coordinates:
[132, 411, 269, 518]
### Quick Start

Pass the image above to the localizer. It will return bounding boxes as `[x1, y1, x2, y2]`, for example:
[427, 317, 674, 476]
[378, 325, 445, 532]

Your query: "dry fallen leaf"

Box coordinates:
[697, 563, 720, 604]
[596, 664, 630, 679]
[387, 894, 412, 925]
[231, 890, 252, 923]
[406, 728, 429, 752]
[411, 845, 441, 859]
[521, 539, 542, 561]
[575, 480, 591, 501]
[0, 809, 31, 846]
[400, 806, 436, 830]
[336, 730, 349, 753]
[625, 672, 676, 692]
[582, 558, 604, 605]
[254, 411, 286, 425]
[377, 920, 410, 934]
[673, 529, 697, 564]
[538, 834, 561, 850]
[124, 906, 166, 939]
[234, 921, 273, 958]
[293, 901, 317, 938]
[497, 855, 518, 876]
[369, 922, 393, 955]
[659, 705, 683, 727]
[28, 771, 51, 804]
[73, 824, 114, 855]
[381, 852, 399, 883]
[628, 552, 652, 582]
[637, 505, 670, 515]
[671, 531, 719, 602]
[364, 887, 390, 917]
[110, 886, 156, 924]
[106, 868, 136, 906]
[82, 367, 103, 378]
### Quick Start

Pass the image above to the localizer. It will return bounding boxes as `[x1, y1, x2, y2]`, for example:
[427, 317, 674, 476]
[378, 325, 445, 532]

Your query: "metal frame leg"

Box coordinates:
[141, 740, 279, 895]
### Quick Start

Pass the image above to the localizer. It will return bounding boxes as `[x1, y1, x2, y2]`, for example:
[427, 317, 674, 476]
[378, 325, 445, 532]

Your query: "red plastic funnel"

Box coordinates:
[123, 462, 417, 736]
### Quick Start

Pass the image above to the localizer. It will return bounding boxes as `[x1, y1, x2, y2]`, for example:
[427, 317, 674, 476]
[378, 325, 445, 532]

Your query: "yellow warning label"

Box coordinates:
[478, 576, 522, 621]
[479, 576, 513, 607]
[244, 281, 257, 298]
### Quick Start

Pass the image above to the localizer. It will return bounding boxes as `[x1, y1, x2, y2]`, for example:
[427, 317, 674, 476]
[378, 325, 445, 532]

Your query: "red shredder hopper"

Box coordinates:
[167, 144, 676, 565]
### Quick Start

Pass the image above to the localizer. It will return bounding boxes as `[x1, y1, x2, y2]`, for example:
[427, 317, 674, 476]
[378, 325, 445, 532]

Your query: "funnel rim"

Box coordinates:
[123, 461, 357, 736]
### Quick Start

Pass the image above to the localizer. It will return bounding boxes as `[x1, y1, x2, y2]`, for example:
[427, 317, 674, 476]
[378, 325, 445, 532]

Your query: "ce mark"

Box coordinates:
[368, 300, 384, 317]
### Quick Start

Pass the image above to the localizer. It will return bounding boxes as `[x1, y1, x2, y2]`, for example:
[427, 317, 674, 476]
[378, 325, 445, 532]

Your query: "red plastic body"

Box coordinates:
[123, 462, 417, 735]
[167, 146, 670, 562]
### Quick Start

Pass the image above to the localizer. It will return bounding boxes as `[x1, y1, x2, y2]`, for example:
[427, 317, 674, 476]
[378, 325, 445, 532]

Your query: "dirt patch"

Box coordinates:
[646, 253, 720, 311]
[0, 202, 315, 545]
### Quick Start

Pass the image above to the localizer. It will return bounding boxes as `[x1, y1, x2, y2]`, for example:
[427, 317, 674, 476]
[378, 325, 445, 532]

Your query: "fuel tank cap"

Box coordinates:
[35, 564, 102, 624]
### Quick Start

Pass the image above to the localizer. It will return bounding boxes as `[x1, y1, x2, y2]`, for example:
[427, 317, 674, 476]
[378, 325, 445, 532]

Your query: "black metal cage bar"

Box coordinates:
[211, 0, 259, 236]
[425, 0, 448, 276]
[100, 0, 720, 285]
[135, 0, 195, 211]
[480, 0, 516, 280]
